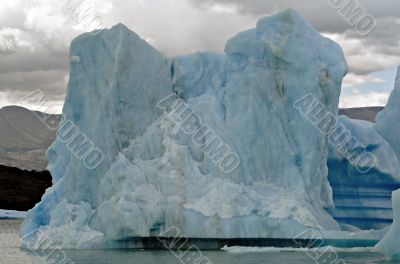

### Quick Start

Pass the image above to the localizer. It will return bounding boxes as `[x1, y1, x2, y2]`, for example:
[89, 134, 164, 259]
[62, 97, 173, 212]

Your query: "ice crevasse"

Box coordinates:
[22, 8, 390, 249]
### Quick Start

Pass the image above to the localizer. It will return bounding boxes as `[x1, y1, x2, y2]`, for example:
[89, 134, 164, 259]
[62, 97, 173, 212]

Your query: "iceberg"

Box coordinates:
[373, 67, 400, 260]
[322, 65, 400, 233]
[0, 209, 26, 219]
[323, 66, 400, 259]
[327, 116, 400, 230]
[374, 189, 400, 260]
[21, 9, 349, 248]
[376, 66, 400, 160]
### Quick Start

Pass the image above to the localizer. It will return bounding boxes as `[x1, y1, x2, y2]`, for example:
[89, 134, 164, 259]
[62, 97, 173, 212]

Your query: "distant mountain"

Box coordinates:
[339, 106, 384, 123]
[0, 106, 60, 171]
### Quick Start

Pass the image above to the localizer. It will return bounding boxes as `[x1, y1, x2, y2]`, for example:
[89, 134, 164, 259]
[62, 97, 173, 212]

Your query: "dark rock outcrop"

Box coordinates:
[0, 165, 52, 211]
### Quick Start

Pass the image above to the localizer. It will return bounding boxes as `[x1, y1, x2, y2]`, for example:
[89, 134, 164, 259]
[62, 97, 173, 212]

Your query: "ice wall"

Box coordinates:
[376, 66, 400, 160]
[373, 67, 400, 260]
[326, 67, 400, 232]
[375, 189, 400, 260]
[327, 116, 400, 230]
[21, 9, 348, 249]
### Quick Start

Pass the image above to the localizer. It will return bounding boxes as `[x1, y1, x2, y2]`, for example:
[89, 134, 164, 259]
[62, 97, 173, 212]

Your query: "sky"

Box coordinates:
[0, 0, 399, 113]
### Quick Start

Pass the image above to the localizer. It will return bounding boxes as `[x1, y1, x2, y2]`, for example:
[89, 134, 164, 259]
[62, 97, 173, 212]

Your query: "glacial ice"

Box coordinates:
[0, 209, 26, 219]
[376, 66, 400, 161]
[327, 116, 400, 230]
[324, 67, 400, 258]
[373, 67, 400, 260]
[221, 245, 374, 254]
[374, 189, 400, 260]
[21, 9, 350, 248]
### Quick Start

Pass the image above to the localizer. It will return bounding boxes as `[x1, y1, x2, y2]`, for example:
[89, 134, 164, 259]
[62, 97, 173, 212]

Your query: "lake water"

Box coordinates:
[1, 219, 398, 264]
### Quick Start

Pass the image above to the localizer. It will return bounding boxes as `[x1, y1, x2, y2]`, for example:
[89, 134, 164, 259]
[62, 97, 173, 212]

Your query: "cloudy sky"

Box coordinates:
[0, 0, 399, 113]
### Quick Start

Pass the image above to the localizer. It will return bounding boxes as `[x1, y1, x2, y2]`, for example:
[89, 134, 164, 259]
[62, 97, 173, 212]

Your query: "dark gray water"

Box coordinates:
[1, 220, 398, 264]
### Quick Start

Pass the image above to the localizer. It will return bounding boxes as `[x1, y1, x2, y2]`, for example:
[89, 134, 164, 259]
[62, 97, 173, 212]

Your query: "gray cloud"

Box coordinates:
[188, 0, 400, 72]
[0, 0, 398, 110]
[188, 0, 400, 29]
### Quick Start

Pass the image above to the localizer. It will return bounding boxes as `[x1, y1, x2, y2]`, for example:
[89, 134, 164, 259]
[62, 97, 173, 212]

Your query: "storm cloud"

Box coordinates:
[0, 0, 399, 111]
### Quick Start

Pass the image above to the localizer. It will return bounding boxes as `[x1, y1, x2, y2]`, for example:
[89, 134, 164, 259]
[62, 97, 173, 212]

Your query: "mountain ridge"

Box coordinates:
[0, 105, 60, 170]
